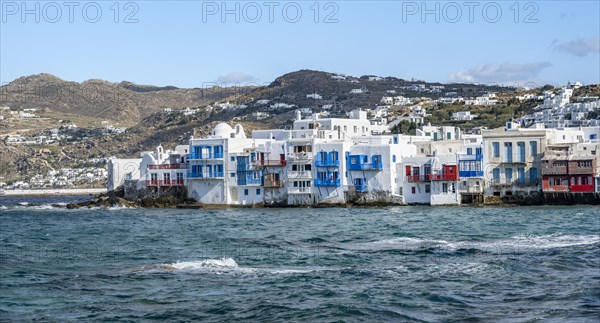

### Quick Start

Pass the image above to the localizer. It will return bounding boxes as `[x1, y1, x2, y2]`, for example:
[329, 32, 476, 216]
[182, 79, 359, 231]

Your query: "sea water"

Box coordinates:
[1, 197, 598, 321]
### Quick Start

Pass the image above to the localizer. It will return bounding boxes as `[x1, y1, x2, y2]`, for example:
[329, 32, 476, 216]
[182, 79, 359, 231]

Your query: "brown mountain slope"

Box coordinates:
[0, 74, 254, 122]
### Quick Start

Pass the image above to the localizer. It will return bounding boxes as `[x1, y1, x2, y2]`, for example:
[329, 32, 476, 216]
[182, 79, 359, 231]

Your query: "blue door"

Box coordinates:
[530, 168, 538, 184]
[518, 168, 525, 184]
[504, 143, 513, 163]
[505, 168, 513, 183]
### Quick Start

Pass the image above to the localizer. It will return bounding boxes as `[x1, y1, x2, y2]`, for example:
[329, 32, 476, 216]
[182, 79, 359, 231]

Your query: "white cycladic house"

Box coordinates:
[107, 158, 142, 191]
[452, 111, 476, 121]
[400, 154, 461, 205]
[140, 145, 189, 190]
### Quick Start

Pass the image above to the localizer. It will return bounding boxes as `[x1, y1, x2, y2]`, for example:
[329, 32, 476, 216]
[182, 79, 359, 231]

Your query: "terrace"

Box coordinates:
[346, 154, 383, 171]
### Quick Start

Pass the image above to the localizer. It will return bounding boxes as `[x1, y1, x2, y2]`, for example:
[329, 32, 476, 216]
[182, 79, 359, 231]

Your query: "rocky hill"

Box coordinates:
[0, 73, 253, 123]
[210, 70, 517, 127]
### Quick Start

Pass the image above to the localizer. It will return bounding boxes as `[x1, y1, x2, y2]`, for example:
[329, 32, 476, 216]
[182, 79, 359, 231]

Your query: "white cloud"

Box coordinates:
[552, 35, 600, 57]
[215, 72, 258, 84]
[448, 62, 552, 84]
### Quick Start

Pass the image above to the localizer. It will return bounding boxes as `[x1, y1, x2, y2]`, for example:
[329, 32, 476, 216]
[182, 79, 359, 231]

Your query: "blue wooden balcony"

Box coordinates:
[347, 161, 383, 171]
[347, 154, 383, 171]
[237, 170, 263, 185]
[188, 145, 224, 160]
[187, 152, 223, 160]
[315, 159, 340, 167]
[314, 178, 340, 187]
[459, 170, 484, 177]
[315, 151, 340, 167]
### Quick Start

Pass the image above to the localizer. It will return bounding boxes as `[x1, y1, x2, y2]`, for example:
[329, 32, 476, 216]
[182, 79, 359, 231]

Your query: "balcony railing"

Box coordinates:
[187, 172, 224, 179]
[543, 185, 569, 192]
[501, 158, 525, 164]
[570, 184, 594, 193]
[491, 179, 539, 186]
[254, 160, 287, 167]
[459, 170, 484, 177]
[148, 164, 187, 170]
[408, 173, 459, 182]
[347, 162, 383, 171]
[315, 159, 340, 167]
[287, 152, 313, 163]
[288, 171, 313, 179]
[542, 166, 568, 175]
[187, 152, 223, 160]
[263, 179, 284, 188]
[430, 174, 459, 181]
[314, 178, 341, 187]
[237, 174, 262, 186]
[146, 180, 184, 187]
[288, 187, 311, 194]
[568, 166, 594, 175]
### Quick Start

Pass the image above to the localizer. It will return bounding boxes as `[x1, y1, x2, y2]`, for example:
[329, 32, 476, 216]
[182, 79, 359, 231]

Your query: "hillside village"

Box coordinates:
[105, 80, 600, 206]
[1, 71, 599, 199]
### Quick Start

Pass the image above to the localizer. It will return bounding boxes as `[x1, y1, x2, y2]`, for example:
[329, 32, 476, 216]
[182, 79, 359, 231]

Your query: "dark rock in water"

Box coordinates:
[66, 203, 80, 209]
[137, 195, 184, 208]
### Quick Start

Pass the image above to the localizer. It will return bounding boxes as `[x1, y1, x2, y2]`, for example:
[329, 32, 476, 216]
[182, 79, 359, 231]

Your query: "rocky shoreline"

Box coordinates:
[66, 192, 200, 209]
[66, 190, 600, 209]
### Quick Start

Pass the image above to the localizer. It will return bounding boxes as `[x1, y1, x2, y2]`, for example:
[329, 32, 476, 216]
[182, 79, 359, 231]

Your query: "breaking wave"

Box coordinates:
[132, 258, 319, 275]
[170, 257, 239, 270]
[131, 257, 241, 273]
[345, 234, 600, 254]
[15, 204, 59, 210]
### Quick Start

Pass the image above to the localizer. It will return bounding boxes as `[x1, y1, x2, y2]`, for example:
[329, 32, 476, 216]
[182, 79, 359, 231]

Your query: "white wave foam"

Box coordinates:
[348, 237, 450, 251]
[133, 258, 324, 276]
[15, 204, 56, 210]
[132, 258, 240, 273]
[509, 233, 600, 250]
[107, 205, 135, 210]
[269, 269, 314, 274]
[10, 203, 71, 210]
[0, 205, 7, 210]
[170, 257, 239, 270]
[346, 234, 599, 253]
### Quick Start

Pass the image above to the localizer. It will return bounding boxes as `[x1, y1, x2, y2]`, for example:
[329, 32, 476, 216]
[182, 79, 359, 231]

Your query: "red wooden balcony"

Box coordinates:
[570, 184, 594, 193]
[407, 173, 459, 182]
[430, 173, 459, 181]
[542, 185, 569, 192]
[146, 180, 184, 187]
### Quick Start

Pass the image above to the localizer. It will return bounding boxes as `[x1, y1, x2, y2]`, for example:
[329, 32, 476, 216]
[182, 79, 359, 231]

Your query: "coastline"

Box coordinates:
[3, 188, 598, 209]
[0, 188, 107, 197]
[71, 192, 600, 209]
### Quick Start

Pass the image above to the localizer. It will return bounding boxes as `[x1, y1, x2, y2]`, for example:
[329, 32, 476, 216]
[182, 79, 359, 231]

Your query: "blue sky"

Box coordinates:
[1, 0, 599, 87]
